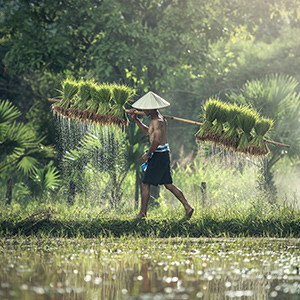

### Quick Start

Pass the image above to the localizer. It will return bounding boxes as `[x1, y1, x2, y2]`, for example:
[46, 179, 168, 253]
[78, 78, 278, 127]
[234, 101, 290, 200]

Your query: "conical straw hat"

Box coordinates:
[131, 91, 170, 109]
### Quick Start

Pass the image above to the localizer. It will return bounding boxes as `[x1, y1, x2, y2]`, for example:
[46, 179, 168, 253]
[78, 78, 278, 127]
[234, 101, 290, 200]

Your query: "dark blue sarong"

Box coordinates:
[142, 151, 173, 186]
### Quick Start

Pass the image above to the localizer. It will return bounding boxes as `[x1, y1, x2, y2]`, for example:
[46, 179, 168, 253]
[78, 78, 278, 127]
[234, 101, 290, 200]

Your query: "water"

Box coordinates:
[197, 142, 268, 171]
[53, 113, 127, 206]
[196, 142, 268, 196]
[1, 238, 300, 300]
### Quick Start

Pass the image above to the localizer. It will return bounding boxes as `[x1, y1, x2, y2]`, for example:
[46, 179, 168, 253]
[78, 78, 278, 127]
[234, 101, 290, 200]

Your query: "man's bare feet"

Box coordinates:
[185, 207, 194, 219]
[135, 213, 146, 219]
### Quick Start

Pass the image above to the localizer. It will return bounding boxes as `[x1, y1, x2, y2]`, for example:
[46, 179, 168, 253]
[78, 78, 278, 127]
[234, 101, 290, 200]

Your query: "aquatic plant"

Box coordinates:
[1, 235, 300, 299]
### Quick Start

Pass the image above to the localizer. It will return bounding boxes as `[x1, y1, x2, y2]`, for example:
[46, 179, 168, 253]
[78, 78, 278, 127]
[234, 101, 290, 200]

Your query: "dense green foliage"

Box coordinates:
[0, 100, 60, 203]
[1, 0, 300, 207]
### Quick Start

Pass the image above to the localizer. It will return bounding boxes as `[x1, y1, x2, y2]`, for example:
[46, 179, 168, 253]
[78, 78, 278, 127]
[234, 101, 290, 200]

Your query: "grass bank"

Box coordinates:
[1, 202, 300, 238]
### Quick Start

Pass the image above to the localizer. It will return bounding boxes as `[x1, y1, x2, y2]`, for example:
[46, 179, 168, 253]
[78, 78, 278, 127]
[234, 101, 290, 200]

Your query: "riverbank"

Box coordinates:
[1, 204, 299, 238]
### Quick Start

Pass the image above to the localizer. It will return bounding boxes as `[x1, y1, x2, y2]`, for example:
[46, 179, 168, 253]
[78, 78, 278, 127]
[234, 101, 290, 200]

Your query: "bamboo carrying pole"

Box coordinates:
[48, 98, 290, 148]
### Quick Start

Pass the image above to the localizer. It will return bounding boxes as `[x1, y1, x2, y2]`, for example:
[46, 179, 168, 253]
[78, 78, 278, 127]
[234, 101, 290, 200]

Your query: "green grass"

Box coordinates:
[1, 202, 299, 238]
[1, 153, 299, 238]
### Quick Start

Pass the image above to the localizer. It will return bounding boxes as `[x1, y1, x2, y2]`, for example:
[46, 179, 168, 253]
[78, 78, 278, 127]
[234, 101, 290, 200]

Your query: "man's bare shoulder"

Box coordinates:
[150, 117, 165, 127]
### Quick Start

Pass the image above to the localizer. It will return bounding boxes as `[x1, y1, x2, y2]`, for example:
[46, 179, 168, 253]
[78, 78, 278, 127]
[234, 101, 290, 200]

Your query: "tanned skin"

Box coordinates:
[128, 108, 194, 219]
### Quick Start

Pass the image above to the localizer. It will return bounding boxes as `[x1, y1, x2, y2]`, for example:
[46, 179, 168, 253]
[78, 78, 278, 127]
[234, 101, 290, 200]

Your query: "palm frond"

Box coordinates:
[17, 155, 39, 175]
[31, 162, 61, 191]
[0, 100, 21, 125]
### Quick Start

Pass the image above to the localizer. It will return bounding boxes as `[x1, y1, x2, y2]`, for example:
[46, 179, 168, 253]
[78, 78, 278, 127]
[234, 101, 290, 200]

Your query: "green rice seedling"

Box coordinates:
[195, 98, 221, 142]
[56, 79, 79, 108]
[209, 102, 230, 144]
[91, 84, 112, 115]
[237, 106, 259, 153]
[247, 117, 273, 156]
[112, 84, 134, 106]
[72, 80, 92, 111]
[67, 80, 93, 123]
[53, 79, 79, 118]
[219, 104, 240, 150]
[110, 84, 135, 121]
[84, 83, 112, 125]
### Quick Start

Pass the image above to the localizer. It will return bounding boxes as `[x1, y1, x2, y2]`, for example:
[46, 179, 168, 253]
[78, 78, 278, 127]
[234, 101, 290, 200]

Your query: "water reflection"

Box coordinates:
[0, 238, 299, 299]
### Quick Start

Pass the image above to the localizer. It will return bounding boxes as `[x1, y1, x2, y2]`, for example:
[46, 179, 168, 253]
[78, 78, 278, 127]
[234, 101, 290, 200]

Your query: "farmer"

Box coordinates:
[128, 91, 194, 219]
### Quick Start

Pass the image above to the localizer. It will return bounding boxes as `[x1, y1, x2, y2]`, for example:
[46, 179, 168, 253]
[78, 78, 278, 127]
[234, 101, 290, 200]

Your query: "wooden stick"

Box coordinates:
[48, 98, 290, 148]
[124, 109, 203, 126]
[48, 98, 60, 102]
[264, 139, 290, 148]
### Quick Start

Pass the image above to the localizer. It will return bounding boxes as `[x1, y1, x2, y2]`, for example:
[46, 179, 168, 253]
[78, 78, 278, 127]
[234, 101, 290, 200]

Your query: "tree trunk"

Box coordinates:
[149, 185, 160, 208]
[260, 158, 277, 203]
[67, 181, 76, 205]
[135, 169, 140, 209]
[6, 178, 12, 205]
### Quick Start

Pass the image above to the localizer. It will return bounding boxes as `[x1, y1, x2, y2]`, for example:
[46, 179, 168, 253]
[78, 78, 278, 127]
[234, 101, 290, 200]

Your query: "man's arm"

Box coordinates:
[128, 109, 149, 135]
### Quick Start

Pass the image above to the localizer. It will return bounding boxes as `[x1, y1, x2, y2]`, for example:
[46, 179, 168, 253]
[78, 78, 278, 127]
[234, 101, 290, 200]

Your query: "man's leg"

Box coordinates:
[136, 183, 151, 218]
[164, 183, 194, 218]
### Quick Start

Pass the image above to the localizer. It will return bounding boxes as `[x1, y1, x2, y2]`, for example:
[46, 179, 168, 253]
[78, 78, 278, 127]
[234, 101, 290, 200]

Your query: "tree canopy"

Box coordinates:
[1, 0, 300, 203]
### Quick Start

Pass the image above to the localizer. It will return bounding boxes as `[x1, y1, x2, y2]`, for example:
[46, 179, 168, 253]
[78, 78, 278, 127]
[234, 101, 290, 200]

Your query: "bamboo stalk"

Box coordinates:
[263, 139, 290, 148]
[48, 98, 290, 148]
[124, 109, 203, 126]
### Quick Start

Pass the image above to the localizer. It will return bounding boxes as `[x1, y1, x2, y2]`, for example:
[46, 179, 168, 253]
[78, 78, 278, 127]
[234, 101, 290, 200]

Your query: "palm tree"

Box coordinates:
[0, 100, 59, 204]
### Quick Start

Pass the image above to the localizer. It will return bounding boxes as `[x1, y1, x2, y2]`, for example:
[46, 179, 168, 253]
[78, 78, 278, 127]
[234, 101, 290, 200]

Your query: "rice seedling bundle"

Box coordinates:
[87, 83, 118, 126]
[195, 98, 277, 156]
[72, 81, 92, 110]
[219, 104, 240, 149]
[52, 79, 79, 118]
[52, 80, 136, 126]
[91, 84, 112, 115]
[246, 117, 273, 156]
[195, 98, 221, 141]
[236, 106, 259, 153]
[209, 102, 230, 144]
[58, 79, 79, 108]
[110, 84, 135, 121]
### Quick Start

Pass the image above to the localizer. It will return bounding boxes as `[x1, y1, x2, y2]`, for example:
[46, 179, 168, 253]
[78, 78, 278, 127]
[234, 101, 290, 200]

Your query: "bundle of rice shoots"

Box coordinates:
[112, 84, 134, 106]
[72, 80, 92, 111]
[219, 104, 240, 149]
[110, 105, 127, 120]
[89, 84, 112, 116]
[195, 98, 221, 141]
[55, 79, 79, 109]
[209, 102, 229, 144]
[237, 106, 259, 153]
[247, 117, 273, 156]
[111, 84, 135, 121]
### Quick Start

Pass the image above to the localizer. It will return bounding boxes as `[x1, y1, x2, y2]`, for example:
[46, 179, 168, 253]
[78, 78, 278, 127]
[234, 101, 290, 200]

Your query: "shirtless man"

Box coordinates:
[129, 108, 194, 219]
